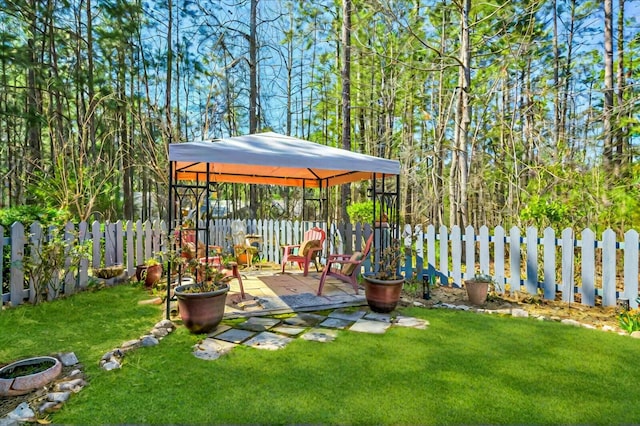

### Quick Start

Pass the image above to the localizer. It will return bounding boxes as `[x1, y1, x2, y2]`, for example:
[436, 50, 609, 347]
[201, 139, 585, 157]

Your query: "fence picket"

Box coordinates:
[439, 225, 449, 286]
[509, 227, 521, 292]
[465, 225, 475, 281]
[10, 223, 25, 305]
[494, 226, 505, 293]
[125, 221, 134, 277]
[543, 228, 556, 300]
[451, 226, 462, 287]
[526, 227, 538, 295]
[135, 220, 144, 267]
[602, 229, 617, 307]
[624, 230, 639, 309]
[64, 222, 76, 296]
[479, 226, 489, 276]
[561, 228, 574, 303]
[415, 225, 424, 278]
[581, 229, 596, 306]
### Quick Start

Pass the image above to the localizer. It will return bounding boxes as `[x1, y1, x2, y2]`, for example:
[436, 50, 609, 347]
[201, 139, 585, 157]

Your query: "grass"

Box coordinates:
[1, 284, 639, 425]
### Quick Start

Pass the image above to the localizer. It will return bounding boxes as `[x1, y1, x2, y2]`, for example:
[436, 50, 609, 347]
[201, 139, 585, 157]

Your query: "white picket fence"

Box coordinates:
[1, 219, 638, 310]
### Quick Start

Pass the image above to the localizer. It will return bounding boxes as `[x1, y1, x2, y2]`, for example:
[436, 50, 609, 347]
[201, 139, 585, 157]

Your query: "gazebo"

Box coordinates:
[167, 132, 401, 314]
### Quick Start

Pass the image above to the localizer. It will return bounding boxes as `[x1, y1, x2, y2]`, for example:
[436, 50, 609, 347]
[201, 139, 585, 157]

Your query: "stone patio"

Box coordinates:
[193, 307, 430, 360]
[220, 265, 368, 318]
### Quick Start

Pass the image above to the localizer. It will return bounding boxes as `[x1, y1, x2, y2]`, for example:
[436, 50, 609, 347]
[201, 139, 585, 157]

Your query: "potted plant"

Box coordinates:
[362, 239, 404, 313]
[173, 262, 232, 334]
[136, 257, 163, 289]
[464, 270, 492, 305]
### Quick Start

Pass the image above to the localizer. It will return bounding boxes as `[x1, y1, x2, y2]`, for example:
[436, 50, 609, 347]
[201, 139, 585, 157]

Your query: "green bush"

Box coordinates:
[0, 206, 71, 229]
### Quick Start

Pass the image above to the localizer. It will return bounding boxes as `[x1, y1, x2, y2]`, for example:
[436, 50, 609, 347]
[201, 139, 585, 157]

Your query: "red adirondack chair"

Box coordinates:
[280, 227, 326, 276]
[317, 233, 374, 295]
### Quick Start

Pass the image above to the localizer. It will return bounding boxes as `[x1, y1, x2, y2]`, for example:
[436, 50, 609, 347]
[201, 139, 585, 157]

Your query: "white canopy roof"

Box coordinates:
[169, 132, 400, 188]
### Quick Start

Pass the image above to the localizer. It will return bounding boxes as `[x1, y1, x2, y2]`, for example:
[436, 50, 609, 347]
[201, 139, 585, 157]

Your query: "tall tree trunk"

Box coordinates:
[26, 0, 42, 203]
[615, 0, 627, 164]
[340, 0, 351, 224]
[602, 0, 615, 173]
[165, 0, 173, 146]
[450, 0, 470, 228]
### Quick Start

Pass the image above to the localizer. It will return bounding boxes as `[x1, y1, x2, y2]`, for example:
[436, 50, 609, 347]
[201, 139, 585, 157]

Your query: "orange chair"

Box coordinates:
[317, 233, 374, 295]
[281, 227, 326, 276]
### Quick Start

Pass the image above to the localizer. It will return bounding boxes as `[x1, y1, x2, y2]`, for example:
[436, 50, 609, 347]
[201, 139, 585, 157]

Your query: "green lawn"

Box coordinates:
[1, 285, 638, 425]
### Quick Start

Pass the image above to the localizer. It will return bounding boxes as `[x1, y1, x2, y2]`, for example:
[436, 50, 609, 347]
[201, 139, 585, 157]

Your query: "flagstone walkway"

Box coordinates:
[192, 307, 429, 360]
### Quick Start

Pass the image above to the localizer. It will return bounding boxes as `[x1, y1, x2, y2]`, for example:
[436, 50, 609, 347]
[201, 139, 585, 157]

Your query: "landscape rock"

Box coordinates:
[140, 335, 159, 347]
[511, 309, 529, 318]
[57, 352, 79, 366]
[47, 392, 70, 403]
[6, 402, 34, 422]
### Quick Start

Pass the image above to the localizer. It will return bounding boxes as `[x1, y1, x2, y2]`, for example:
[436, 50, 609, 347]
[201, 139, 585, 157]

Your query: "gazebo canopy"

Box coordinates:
[168, 132, 400, 188]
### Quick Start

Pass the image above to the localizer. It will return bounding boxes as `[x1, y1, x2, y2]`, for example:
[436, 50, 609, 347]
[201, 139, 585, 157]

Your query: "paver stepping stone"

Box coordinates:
[349, 319, 392, 334]
[364, 312, 392, 323]
[324, 294, 366, 304]
[257, 297, 289, 310]
[395, 316, 429, 329]
[238, 317, 281, 331]
[279, 292, 325, 309]
[328, 308, 367, 322]
[300, 328, 338, 342]
[193, 338, 237, 360]
[283, 312, 326, 327]
[206, 324, 232, 337]
[319, 317, 353, 329]
[271, 325, 307, 336]
[215, 328, 256, 344]
[243, 331, 293, 350]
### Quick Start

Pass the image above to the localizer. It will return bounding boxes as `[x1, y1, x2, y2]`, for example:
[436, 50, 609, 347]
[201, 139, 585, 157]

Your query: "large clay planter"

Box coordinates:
[174, 283, 229, 334]
[363, 274, 405, 313]
[0, 356, 62, 397]
[465, 280, 489, 305]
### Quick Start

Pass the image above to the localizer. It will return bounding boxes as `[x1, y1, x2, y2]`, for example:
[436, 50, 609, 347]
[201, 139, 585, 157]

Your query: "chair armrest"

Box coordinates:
[282, 244, 301, 256]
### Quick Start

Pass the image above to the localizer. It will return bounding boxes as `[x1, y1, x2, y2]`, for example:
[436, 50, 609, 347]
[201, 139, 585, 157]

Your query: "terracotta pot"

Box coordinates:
[144, 264, 163, 289]
[174, 283, 229, 334]
[135, 265, 146, 282]
[465, 280, 489, 305]
[363, 274, 404, 313]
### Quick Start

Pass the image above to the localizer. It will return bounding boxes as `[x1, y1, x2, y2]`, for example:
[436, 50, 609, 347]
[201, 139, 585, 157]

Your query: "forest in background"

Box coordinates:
[0, 0, 638, 235]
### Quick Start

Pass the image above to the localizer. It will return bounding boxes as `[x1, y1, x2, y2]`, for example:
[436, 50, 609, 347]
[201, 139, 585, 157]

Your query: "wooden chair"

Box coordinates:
[280, 227, 326, 276]
[231, 221, 259, 267]
[317, 233, 374, 296]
